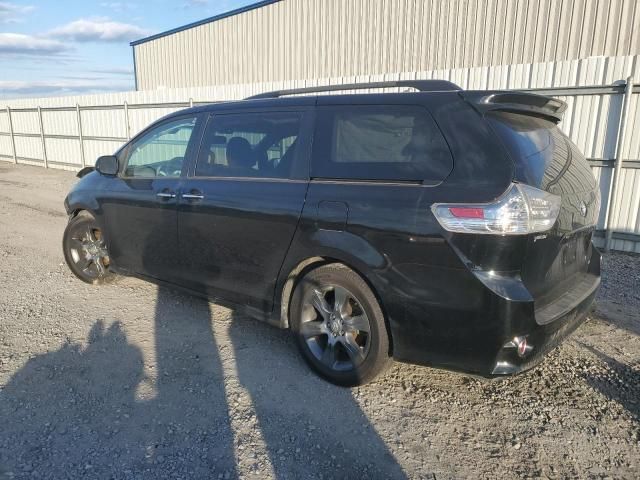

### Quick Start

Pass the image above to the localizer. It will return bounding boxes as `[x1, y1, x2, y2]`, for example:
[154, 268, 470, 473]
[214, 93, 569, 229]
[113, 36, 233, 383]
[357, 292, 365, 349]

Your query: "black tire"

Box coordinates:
[62, 211, 116, 285]
[290, 263, 391, 386]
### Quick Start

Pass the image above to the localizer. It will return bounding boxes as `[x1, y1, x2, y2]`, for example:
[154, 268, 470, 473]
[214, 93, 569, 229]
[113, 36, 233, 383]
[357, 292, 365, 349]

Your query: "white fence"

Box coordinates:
[1, 55, 639, 253]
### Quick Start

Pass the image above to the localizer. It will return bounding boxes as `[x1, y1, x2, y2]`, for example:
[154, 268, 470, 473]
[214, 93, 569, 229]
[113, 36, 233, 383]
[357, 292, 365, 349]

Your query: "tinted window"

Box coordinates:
[312, 105, 452, 183]
[196, 112, 302, 179]
[124, 116, 197, 177]
[488, 112, 596, 192]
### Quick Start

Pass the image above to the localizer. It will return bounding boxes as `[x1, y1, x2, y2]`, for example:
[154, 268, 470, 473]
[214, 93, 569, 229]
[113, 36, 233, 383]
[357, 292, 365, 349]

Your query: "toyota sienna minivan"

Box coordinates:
[63, 80, 601, 386]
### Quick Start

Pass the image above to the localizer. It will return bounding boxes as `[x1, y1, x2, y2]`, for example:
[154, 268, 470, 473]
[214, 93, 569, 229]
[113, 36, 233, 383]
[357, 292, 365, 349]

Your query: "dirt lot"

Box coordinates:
[0, 163, 638, 480]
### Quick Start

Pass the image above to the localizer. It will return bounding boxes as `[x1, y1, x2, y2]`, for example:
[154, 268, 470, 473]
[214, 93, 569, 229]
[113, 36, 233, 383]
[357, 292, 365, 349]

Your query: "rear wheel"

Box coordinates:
[290, 263, 391, 386]
[63, 211, 115, 284]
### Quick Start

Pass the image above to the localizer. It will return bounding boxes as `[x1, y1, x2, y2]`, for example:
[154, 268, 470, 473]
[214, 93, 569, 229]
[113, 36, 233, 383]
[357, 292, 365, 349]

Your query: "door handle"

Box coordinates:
[156, 192, 176, 199]
[182, 193, 204, 200]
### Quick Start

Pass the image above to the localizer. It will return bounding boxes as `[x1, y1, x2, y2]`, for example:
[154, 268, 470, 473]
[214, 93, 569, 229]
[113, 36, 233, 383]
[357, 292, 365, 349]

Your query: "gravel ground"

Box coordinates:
[0, 163, 638, 480]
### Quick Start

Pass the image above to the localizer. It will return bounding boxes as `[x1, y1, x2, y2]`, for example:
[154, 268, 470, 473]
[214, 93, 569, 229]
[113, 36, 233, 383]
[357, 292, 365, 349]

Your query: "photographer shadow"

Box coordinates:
[0, 287, 238, 479]
[0, 284, 405, 479]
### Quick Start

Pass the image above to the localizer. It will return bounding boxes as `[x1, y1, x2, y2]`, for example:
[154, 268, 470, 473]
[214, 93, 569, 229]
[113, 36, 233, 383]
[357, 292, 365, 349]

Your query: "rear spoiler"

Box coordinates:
[461, 91, 567, 123]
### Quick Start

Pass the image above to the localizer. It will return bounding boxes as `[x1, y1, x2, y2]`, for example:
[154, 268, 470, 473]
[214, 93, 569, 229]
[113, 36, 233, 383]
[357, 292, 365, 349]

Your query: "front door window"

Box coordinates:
[123, 116, 198, 178]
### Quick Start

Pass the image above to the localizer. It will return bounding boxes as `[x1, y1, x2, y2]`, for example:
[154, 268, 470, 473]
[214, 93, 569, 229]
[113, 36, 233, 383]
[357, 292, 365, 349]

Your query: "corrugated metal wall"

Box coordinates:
[1, 55, 639, 252]
[132, 0, 640, 90]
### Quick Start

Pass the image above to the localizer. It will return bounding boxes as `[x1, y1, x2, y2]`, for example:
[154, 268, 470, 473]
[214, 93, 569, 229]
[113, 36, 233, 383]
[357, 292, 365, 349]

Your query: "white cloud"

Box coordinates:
[0, 78, 133, 99]
[0, 32, 69, 55]
[48, 17, 150, 43]
[89, 66, 134, 75]
[0, 2, 35, 23]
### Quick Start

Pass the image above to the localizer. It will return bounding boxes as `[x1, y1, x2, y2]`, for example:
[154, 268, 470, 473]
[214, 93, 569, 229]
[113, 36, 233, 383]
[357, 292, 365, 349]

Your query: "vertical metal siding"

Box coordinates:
[133, 0, 640, 90]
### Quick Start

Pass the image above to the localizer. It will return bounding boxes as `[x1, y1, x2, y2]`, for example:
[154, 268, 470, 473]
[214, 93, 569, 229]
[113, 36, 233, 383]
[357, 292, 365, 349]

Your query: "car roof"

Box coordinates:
[174, 90, 463, 117]
[173, 79, 464, 117]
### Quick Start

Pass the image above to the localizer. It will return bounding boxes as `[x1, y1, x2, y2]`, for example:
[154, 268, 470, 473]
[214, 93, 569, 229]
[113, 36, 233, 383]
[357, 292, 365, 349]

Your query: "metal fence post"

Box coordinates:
[604, 76, 634, 252]
[123, 101, 131, 140]
[76, 104, 86, 168]
[37, 106, 48, 168]
[6, 106, 17, 164]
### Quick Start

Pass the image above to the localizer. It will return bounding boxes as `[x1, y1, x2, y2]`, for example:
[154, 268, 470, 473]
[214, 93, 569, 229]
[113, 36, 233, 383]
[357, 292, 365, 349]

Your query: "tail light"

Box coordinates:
[432, 183, 561, 235]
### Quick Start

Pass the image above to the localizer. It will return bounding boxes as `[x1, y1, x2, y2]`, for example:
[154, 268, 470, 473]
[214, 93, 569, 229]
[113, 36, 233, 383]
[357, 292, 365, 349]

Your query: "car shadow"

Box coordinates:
[0, 285, 406, 479]
[227, 309, 407, 479]
[595, 300, 640, 337]
[577, 342, 640, 422]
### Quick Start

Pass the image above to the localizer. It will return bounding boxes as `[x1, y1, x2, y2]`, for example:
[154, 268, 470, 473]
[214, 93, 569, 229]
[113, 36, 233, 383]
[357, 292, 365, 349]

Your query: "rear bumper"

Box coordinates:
[388, 244, 601, 377]
[490, 273, 598, 375]
[535, 272, 600, 325]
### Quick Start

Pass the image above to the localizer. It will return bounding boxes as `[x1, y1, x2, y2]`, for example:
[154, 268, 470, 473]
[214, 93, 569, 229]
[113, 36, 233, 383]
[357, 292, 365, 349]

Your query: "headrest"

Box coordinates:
[226, 137, 254, 168]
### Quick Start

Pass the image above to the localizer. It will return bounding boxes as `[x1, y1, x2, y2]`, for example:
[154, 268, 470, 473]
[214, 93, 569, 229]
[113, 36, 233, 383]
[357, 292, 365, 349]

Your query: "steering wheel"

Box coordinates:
[156, 157, 183, 177]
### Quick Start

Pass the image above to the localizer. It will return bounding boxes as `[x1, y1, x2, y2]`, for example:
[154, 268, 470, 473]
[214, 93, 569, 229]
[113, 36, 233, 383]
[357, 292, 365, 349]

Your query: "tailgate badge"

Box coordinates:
[580, 201, 588, 217]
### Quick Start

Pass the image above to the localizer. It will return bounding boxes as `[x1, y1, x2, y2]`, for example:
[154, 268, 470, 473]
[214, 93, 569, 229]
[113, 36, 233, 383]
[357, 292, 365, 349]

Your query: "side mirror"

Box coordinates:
[95, 155, 119, 176]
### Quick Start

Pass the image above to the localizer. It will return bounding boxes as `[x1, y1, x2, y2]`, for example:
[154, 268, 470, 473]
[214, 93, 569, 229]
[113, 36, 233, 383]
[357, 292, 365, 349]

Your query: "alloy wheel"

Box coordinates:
[299, 285, 371, 371]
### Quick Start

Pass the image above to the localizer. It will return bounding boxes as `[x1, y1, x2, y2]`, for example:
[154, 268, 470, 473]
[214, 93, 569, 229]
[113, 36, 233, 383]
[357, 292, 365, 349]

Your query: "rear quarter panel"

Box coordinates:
[278, 94, 517, 369]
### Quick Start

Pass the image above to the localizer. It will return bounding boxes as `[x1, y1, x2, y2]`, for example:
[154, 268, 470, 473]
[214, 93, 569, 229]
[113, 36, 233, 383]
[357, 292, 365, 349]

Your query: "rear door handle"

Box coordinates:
[156, 192, 176, 199]
[182, 193, 204, 200]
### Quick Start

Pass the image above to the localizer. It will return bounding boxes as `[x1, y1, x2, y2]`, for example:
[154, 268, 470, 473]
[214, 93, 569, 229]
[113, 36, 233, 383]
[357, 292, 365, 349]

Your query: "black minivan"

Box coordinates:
[63, 80, 601, 386]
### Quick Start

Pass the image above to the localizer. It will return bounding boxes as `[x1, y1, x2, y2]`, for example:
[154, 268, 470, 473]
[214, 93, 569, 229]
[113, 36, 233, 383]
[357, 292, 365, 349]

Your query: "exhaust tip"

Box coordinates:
[512, 336, 533, 358]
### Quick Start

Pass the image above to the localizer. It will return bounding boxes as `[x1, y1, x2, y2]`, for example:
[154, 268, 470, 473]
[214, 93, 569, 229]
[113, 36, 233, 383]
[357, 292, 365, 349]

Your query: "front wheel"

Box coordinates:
[290, 263, 391, 386]
[63, 211, 115, 284]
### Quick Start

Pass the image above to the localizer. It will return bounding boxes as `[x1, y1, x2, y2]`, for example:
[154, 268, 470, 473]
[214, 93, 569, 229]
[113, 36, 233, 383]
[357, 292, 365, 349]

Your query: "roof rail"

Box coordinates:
[246, 80, 461, 99]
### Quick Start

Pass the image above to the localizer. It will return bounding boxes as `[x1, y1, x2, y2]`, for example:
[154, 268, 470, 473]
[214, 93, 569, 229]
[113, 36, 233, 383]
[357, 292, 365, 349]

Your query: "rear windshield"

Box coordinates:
[312, 105, 453, 183]
[487, 111, 595, 191]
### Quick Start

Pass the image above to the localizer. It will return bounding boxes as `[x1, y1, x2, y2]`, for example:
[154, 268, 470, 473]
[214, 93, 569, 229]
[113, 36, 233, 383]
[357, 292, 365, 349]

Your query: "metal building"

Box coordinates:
[131, 0, 640, 90]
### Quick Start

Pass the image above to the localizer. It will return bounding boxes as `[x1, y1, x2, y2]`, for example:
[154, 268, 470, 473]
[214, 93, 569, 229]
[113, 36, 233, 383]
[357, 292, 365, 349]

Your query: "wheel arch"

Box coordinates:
[68, 207, 90, 219]
[65, 207, 108, 235]
[64, 196, 104, 230]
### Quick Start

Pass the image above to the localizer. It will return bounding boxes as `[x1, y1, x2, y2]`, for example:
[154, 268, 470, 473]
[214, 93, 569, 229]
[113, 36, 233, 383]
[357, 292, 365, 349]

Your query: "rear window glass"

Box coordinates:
[488, 111, 594, 191]
[312, 105, 453, 183]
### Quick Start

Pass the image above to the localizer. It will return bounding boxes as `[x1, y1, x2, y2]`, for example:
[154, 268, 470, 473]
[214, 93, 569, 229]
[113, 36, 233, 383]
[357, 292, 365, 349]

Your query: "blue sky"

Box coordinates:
[0, 0, 256, 99]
